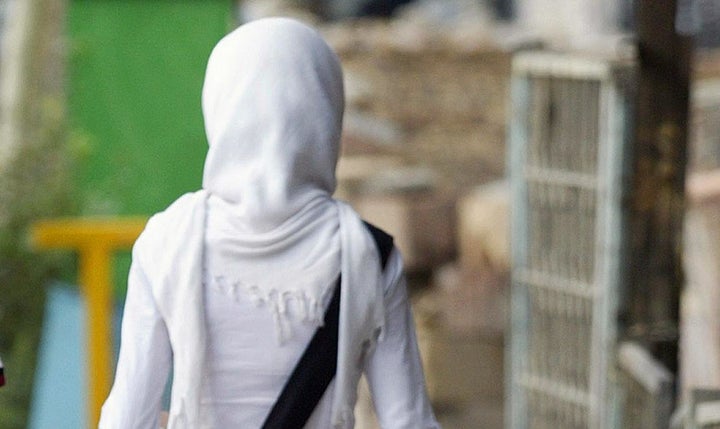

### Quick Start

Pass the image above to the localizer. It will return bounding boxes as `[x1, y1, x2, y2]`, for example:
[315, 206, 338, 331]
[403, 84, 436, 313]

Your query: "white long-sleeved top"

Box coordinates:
[99, 245, 440, 429]
[101, 18, 440, 429]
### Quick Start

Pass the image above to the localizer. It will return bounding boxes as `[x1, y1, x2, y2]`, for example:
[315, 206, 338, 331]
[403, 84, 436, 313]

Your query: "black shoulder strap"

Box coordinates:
[261, 222, 394, 429]
[363, 221, 394, 271]
[261, 279, 341, 429]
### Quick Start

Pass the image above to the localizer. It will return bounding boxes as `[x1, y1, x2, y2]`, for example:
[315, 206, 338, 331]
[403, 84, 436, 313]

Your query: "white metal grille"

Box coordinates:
[507, 52, 634, 429]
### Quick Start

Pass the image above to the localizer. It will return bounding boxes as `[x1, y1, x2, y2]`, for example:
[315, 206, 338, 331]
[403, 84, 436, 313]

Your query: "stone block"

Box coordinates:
[433, 262, 508, 337]
[414, 286, 505, 406]
[456, 181, 510, 274]
[350, 187, 456, 273]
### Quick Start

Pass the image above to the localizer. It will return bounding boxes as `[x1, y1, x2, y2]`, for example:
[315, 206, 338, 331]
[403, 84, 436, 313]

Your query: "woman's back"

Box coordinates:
[99, 18, 441, 429]
[201, 277, 330, 427]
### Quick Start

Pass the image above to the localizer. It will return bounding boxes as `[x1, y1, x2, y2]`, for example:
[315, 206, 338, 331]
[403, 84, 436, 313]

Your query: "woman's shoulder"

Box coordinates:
[134, 190, 208, 255]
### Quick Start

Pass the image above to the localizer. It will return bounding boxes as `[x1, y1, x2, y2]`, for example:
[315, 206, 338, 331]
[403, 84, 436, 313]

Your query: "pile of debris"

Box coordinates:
[326, 19, 512, 274]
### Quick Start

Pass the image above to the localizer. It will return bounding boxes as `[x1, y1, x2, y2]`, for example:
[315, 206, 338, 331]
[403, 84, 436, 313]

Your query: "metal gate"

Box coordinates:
[507, 51, 634, 429]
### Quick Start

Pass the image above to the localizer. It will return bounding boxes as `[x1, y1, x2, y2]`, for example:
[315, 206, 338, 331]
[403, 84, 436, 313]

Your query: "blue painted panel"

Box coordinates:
[29, 285, 124, 429]
[28, 285, 86, 429]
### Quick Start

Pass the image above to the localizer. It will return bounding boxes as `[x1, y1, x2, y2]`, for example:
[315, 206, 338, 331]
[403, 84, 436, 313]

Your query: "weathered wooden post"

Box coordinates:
[624, 0, 693, 381]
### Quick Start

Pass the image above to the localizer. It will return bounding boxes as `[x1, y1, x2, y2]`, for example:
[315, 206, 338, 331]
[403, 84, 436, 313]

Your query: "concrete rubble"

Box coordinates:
[326, 18, 512, 275]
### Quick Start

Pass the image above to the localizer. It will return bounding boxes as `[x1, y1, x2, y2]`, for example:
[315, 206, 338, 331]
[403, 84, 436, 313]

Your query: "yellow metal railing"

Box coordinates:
[31, 218, 147, 428]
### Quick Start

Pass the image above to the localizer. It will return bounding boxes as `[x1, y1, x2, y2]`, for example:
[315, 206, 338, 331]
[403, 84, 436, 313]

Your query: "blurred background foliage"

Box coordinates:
[0, 0, 75, 426]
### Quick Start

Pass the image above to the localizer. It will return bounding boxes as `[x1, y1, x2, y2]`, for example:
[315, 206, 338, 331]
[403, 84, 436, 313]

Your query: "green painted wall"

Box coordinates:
[68, 0, 232, 292]
[69, 0, 231, 215]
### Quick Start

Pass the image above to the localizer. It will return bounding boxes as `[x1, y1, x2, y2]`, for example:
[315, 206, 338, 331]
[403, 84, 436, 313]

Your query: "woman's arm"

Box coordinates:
[364, 249, 441, 429]
[98, 242, 172, 429]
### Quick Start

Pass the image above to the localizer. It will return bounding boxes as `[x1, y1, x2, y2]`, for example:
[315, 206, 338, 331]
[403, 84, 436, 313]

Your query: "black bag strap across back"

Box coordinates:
[261, 221, 393, 429]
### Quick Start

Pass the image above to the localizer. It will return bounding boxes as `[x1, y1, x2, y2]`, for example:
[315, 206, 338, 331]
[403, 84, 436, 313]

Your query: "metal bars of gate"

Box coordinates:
[507, 51, 634, 429]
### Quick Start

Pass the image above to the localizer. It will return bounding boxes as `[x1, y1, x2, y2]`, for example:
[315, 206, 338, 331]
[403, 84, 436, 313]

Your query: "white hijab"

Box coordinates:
[202, 17, 343, 230]
[198, 18, 385, 428]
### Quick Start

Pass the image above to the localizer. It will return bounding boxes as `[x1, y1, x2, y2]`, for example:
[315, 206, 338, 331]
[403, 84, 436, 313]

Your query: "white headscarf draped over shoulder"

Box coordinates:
[152, 18, 385, 429]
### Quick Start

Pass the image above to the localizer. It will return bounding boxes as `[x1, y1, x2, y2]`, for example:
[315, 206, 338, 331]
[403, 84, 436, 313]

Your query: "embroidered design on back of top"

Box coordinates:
[210, 275, 336, 344]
